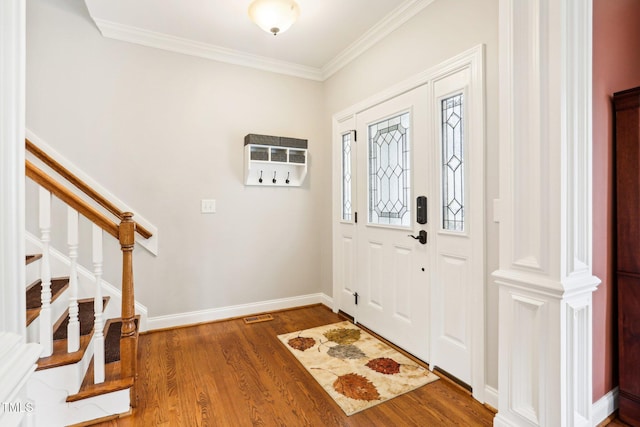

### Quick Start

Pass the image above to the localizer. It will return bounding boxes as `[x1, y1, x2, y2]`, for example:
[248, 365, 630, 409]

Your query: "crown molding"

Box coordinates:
[92, 18, 325, 81]
[321, 0, 435, 80]
[89, 0, 433, 82]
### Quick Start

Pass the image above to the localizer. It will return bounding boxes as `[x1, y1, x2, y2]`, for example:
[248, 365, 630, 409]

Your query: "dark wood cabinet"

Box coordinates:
[615, 86, 640, 426]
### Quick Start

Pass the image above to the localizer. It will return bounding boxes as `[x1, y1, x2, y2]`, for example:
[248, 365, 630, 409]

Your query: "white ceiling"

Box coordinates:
[83, 0, 434, 81]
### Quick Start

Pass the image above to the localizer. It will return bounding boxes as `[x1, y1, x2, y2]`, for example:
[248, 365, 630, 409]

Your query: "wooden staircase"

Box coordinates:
[23, 138, 150, 426]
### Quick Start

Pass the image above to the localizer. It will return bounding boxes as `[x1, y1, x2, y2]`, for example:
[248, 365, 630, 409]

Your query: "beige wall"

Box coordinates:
[26, 0, 330, 316]
[322, 0, 500, 390]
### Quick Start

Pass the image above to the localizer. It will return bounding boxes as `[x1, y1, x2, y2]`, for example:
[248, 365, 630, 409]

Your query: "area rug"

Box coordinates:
[277, 321, 438, 416]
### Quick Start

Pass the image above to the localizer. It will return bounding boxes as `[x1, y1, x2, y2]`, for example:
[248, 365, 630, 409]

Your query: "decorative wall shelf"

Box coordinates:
[244, 134, 308, 186]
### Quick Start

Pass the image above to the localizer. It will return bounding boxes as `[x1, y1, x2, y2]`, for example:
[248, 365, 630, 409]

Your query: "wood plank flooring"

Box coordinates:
[94, 305, 495, 426]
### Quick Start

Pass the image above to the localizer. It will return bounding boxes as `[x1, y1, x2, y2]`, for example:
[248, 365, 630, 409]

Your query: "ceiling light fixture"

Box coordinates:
[248, 0, 300, 36]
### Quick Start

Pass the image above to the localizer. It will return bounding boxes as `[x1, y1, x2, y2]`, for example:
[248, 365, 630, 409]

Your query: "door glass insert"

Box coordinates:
[342, 132, 352, 221]
[441, 94, 464, 231]
[368, 112, 411, 227]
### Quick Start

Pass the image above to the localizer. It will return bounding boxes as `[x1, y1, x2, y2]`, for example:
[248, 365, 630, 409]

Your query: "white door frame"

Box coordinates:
[332, 45, 486, 402]
[0, 0, 26, 337]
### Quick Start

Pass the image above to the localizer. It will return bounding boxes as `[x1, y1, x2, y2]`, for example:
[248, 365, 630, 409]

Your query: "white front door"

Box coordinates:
[354, 85, 431, 362]
[332, 48, 484, 395]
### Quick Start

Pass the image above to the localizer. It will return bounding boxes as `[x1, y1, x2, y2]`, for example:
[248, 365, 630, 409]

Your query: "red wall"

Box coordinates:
[592, 0, 640, 402]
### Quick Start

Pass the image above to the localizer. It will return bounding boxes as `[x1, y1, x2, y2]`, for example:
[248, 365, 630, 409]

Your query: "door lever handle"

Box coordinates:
[408, 230, 427, 244]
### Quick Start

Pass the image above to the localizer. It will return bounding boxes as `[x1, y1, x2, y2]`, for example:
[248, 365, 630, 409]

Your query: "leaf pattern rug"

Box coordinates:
[277, 321, 439, 416]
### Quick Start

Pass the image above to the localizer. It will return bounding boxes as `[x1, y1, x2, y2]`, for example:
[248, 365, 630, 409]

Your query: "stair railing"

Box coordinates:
[25, 139, 148, 406]
[26, 138, 152, 238]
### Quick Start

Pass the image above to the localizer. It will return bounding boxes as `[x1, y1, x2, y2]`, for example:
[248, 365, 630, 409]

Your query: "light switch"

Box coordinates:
[201, 199, 216, 214]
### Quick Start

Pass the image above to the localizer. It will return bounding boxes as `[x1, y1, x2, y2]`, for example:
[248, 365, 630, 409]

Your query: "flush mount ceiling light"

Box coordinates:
[248, 0, 301, 36]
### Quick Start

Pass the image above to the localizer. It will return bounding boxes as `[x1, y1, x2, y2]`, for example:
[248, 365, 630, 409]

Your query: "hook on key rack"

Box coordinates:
[272, 171, 277, 184]
[258, 170, 263, 183]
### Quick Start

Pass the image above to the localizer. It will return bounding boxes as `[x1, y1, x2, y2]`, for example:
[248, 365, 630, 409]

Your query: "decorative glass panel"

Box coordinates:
[368, 112, 411, 226]
[441, 94, 464, 231]
[342, 132, 352, 221]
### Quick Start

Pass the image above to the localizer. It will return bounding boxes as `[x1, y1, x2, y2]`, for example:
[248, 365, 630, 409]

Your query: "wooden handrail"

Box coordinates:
[26, 139, 153, 239]
[26, 160, 119, 239]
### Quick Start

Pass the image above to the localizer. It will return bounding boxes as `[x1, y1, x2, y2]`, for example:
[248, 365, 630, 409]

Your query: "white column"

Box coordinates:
[0, 0, 26, 337]
[67, 208, 80, 352]
[493, 0, 599, 426]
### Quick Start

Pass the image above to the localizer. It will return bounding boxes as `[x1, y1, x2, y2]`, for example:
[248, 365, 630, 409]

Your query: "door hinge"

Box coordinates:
[353, 292, 359, 305]
[355, 212, 358, 223]
[352, 130, 357, 142]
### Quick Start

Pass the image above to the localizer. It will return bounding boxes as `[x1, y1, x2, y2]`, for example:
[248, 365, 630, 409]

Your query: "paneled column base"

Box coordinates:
[493, 270, 600, 427]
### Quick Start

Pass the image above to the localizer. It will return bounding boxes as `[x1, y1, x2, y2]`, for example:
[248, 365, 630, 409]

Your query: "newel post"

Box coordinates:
[119, 212, 137, 407]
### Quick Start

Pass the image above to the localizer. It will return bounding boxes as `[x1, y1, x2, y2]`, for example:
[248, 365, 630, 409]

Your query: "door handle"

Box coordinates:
[408, 230, 427, 244]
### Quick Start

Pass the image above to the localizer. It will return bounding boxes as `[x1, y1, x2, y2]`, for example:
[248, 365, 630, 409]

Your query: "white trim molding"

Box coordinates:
[147, 293, 333, 331]
[321, 0, 435, 79]
[493, 0, 599, 426]
[0, 0, 26, 337]
[25, 130, 159, 256]
[86, 0, 434, 82]
[91, 19, 324, 82]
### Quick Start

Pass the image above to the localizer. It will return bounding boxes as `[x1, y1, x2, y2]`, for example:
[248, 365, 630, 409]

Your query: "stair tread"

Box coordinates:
[25, 278, 70, 326]
[66, 376, 133, 403]
[67, 360, 133, 402]
[53, 297, 108, 341]
[37, 334, 93, 370]
[25, 254, 42, 265]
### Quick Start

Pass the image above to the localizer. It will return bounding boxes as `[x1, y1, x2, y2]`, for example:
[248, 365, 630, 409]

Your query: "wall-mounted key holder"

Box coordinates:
[244, 134, 308, 186]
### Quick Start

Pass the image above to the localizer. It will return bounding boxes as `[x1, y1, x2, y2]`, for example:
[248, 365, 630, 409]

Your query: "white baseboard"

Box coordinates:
[147, 293, 333, 331]
[319, 293, 333, 308]
[484, 385, 499, 410]
[592, 387, 618, 426]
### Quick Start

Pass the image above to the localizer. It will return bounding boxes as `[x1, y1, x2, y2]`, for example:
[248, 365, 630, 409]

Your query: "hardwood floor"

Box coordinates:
[603, 418, 632, 427]
[94, 305, 495, 426]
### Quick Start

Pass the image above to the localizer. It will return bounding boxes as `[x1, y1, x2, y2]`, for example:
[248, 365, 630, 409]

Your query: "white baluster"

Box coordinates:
[67, 208, 80, 352]
[38, 188, 53, 357]
[92, 225, 105, 383]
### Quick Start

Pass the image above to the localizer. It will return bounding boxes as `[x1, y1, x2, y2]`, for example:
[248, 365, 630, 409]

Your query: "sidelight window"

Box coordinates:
[441, 94, 465, 232]
[341, 132, 353, 221]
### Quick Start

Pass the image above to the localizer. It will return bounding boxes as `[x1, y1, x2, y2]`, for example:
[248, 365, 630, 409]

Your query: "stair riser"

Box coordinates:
[28, 378, 129, 427]
[30, 333, 95, 396]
